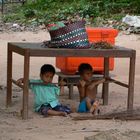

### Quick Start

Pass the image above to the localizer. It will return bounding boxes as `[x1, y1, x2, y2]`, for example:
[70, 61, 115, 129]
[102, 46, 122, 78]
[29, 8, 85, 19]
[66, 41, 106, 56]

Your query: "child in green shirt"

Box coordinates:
[16, 64, 70, 117]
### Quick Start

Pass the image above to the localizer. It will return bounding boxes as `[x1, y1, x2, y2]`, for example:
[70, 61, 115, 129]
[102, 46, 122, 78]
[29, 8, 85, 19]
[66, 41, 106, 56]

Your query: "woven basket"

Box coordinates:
[48, 20, 91, 49]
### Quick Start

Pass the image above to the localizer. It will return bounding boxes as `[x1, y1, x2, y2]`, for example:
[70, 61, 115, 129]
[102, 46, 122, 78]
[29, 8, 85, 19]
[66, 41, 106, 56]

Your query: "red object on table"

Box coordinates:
[56, 27, 118, 74]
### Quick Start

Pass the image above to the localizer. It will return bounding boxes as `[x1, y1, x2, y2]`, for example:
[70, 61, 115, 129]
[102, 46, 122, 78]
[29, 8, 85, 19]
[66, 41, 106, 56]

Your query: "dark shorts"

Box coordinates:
[38, 104, 71, 116]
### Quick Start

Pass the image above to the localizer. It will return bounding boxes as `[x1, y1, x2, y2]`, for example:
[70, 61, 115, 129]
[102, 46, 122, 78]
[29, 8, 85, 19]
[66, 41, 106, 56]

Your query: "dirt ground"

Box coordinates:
[0, 30, 140, 140]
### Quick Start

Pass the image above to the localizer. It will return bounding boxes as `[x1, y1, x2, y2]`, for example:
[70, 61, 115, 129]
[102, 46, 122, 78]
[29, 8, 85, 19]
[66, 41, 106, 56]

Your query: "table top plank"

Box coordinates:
[8, 42, 136, 57]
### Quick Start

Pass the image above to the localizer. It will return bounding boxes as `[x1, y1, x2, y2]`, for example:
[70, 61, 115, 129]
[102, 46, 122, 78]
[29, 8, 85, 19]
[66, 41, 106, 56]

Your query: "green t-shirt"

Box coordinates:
[29, 79, 60, 112]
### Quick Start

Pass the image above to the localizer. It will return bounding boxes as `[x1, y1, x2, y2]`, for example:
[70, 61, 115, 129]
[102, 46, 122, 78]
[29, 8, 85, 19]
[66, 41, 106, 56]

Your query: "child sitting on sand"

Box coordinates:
[16, 64, 70, 117]
[77, 63, 105, 114]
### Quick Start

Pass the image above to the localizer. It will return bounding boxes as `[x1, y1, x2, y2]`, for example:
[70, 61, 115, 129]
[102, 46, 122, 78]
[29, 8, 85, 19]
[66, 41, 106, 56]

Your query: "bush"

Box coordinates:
[2, 0, 140, 25]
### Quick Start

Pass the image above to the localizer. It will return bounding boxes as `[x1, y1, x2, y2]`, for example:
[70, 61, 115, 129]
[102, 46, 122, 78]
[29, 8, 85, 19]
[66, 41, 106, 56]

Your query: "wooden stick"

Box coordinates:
[12, 79, 77, 87]
[29, 82, 75, 86]
[12, 78, 104, 86]
[72, 109, 140, 121]
[72, 114, 140, 121]
[108, 78, 129, 88]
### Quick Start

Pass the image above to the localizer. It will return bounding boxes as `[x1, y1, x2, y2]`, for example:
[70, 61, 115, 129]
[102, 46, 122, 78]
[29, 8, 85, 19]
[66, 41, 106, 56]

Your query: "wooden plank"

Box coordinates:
[30, 49, 133, 57]
[12, 79, 102, 87]
[71, 109, 140, 121]
[56, 72, 114, 84]
[72, 114, 140, 121]
[109, 78, 129, 88]
[6, 45, 13, 107]
[29, 82, 76, 86]
[103, 57, 109, 105]
[8, 43, 26, 55]
[22, 50, 30, 119]
[8, 42, 134, 57]
[128, 50, 136, 110]
[56, 72, 104, 78]
[8, 42, 42, 49]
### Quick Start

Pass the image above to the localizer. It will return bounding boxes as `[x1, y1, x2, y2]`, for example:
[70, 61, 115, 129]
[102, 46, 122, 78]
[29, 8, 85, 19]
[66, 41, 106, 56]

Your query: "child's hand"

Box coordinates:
[79, 80, 86, 87]
[88, 78, 106, 89]
[88, 83, 96, 90]
[101, 78, 106, 83]
[16, 78, 23, 85]
[59, 78, 67, 86]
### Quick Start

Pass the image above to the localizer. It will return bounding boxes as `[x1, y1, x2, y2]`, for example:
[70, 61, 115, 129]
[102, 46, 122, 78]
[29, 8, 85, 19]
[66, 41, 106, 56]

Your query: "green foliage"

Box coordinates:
[2, 0, 140, 25]
[2, 13, 25, 23]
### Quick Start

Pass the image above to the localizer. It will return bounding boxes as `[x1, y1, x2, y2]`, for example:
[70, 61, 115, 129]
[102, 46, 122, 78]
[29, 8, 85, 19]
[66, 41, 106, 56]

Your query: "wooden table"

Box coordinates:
[6, 42, 136, 119]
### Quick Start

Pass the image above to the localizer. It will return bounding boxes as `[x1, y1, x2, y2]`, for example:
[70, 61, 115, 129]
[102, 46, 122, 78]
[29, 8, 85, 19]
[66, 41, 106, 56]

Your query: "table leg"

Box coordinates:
[22, 50, 30, 119]
[103, 57, 109, 105]
[128, 51, 136, 110]
[6, 46, 13, 107]
[58, 76, 65, 95]
[68, 84, 74, 99]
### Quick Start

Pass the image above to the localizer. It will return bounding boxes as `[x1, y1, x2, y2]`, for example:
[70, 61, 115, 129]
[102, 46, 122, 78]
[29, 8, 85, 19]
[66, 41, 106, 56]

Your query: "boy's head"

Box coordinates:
[40, 64, 55, 83]
[78, 63, 93, 81]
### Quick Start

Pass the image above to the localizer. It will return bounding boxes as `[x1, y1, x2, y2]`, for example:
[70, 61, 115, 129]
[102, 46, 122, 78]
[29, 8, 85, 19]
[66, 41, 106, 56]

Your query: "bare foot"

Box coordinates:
[71, 106, 77, 113]
[90, 100, 100, 114]
[59, 112, 67, 117]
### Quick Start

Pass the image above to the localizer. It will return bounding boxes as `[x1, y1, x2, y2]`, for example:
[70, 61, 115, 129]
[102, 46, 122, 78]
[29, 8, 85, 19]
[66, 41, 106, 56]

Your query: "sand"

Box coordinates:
[0, 30, 140, 140]
[85, 129, 140, 140]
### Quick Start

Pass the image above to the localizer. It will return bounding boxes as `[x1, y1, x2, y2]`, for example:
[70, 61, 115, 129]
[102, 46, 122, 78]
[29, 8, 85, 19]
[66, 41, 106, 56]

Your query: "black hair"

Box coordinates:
[40, 64, 55, 75]
[78, 63, 93, 75]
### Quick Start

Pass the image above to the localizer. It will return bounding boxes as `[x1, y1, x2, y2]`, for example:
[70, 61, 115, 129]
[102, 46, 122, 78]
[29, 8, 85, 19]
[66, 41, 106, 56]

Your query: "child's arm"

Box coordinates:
[88, 78, 105, 90]
[93, 78, 105, 86]
[16, 78, 32, 89]
[58, 78, 67, 87]
[77, 80, 86, 102]
[16, 78, 24, 85]
[58, 78, 67, 95]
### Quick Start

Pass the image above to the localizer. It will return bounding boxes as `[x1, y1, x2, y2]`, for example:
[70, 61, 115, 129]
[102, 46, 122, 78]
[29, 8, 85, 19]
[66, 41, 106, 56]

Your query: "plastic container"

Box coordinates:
[56, 28, 118, 74]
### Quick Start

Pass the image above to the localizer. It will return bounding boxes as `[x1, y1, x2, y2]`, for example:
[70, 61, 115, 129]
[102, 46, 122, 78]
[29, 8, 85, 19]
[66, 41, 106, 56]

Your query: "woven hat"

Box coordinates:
[46, 20, 91, 49]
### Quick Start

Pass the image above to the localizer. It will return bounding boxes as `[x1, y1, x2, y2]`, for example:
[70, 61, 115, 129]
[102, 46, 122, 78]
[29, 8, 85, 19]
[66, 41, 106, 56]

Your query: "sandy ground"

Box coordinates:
[0, 30, 140, 140]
